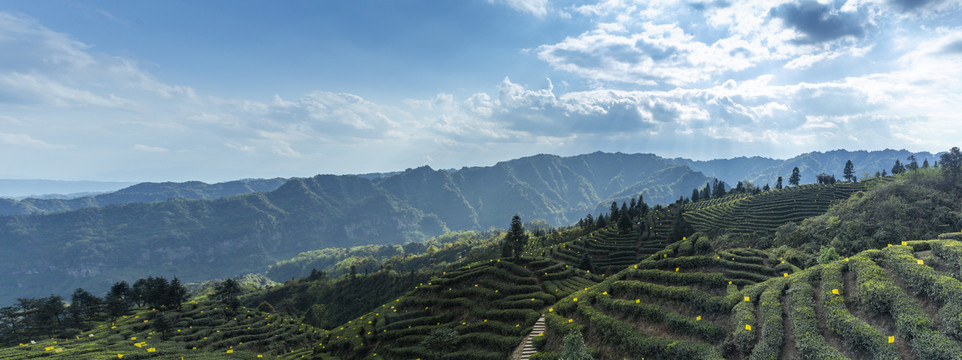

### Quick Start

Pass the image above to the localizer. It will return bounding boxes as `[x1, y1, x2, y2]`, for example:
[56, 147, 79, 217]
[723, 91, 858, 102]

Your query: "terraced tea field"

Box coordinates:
[537, 236, 785, 359]
[0, 303, 320, 359]
[535, 238, 962, 360]
[313, 257, 598, 359]
[683, 182, 875, 235]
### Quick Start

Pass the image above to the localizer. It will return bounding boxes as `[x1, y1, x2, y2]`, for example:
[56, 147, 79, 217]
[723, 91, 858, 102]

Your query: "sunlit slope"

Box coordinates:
[537, 236, 789, 359]
[683, 182, 877, 235]
[312, 257, 599, 360]
[536, 238, 962, 360]
[0, 302, 320, 359]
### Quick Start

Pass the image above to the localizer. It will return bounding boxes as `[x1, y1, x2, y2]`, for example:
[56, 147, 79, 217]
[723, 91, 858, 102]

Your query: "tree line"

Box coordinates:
[0, 276, 188, 345]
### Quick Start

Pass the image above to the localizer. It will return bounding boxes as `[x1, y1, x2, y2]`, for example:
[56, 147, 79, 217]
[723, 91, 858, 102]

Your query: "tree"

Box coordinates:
[506, 214, 529, 259]
[609, 202, 619, 221]
[906, 155, 919, 171]
[789, 167, 801, 186]
[215, 278, 241, 312]
[669, 209, 694, 243]
[941, 146, 962, 179]
[892, 160, 905, 175]
[923, 159, 930, 168]
[167, 277, 188, 310]
[691, 188, 700, 202]
[152, 314, 173, 340]
[763, 184, 770, 191]
[617, 211, 632, 234]
[421, 327, 459, 360]
[712, 179, 727, 197]
[776, 176, 783, 190]
[69, 288, 102, 324]
[843, 160, 855, 182]
[700, 183, 711, 200]
[559, 330, 595, 360]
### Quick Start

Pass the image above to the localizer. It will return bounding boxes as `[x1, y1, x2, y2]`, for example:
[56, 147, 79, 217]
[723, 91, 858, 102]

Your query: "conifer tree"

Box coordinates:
[506, 214, 528, 259]
[843, 160, 855, 181]
[776, 176, 783, 190]
[691, 188, 700, 202]
[789, 167, 801, 186]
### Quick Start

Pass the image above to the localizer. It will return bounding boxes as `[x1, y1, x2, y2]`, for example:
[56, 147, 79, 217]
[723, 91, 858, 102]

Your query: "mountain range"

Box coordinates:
[0, 149, 935, 305]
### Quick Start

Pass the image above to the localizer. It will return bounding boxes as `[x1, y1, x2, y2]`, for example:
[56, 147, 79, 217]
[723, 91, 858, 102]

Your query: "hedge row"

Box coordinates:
[850, 254, 962, 359]
[575, 302, 724, 360]
[595, 292, 725, 343]
[748, 277, 788, 360]
[820, 261, 899, 359]
[786, 269, 847, 359]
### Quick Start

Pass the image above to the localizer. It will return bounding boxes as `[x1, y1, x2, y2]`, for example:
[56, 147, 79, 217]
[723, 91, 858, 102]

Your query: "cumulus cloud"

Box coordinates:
[769, 0, 867, 44]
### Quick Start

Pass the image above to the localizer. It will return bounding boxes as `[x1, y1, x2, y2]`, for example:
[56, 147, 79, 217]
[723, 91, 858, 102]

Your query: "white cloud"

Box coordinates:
[131, 144, 168, 153]
[488, 0, 549, 17]
[0, 133, 68, 149]
[0, 11, 195, 109]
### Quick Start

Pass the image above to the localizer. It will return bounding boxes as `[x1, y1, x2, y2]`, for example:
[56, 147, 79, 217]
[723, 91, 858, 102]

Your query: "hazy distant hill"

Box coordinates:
[0, 179, 136, 198]
[0, 152, 710, 305]
[0, 178, 288, 215]
[675, 149, 937, 186]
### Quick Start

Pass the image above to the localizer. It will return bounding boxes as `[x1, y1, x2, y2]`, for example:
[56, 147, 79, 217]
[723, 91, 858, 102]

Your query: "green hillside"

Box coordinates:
[535, 238, 962, 359]
[682, 181, 877, 237]
[312, 257, 599, 359]
[0, 302, 320, 359]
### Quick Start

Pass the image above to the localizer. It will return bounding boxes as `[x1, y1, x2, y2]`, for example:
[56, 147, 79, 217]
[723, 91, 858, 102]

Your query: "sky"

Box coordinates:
[0, 0, 960, 182]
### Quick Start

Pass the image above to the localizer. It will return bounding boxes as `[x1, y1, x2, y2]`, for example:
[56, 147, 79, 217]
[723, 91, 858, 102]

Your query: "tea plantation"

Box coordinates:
[0, 302, 321, 359]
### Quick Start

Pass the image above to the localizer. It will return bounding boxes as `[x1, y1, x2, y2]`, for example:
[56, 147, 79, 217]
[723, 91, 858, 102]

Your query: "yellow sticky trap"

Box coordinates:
[889, 336, 895, 343]
[568, 319, 573, 323]
[45, 346, 54, 351]
[573, 297, 578, 302]
[147, 348, 156, 353]
[783, 273, 788, 277]
[744, 296, 750, 302]
[226, 349, 234, 354]
[918, 259, 924, 265]
[902, 241, 907, 246]
[696, 316, 701, 321]
[746, 324, 752, 331]
[729, 281, 733, 285]
[832, 289, 839, 295]
[548, 308, 553, 312]
[845, 257, 849, 261]
[117, 355, 123, 359]
[634, 265, 638, 269]
[635, 299, 640, 303]
[888, 244, 892, 247]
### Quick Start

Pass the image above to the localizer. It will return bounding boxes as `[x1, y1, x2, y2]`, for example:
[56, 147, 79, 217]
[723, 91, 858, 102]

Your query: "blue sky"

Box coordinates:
[1, 0, 960, 182]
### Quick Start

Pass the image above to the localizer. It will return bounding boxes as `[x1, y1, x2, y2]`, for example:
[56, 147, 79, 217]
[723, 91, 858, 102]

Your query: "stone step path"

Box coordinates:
[519, 314, 546, 360]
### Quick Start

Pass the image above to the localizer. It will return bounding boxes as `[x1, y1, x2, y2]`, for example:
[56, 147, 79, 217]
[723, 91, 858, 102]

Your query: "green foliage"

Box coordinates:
[420, 327, 460, 359]
[559, 330, 594, 360]
[817, 246, 841, 264]
[775, 168, 962, 255]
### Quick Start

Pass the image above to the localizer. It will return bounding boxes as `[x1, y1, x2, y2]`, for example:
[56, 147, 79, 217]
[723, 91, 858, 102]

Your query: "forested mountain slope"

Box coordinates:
[0, 152, 709, 306]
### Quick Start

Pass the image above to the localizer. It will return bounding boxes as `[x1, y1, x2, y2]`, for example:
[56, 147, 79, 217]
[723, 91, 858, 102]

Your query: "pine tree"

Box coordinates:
[843, 160, 854, 182]
[691, 188, 700, 202]
[506, 214, 528, 259]
[923, 159, 930, 168]
[892, 160, 905, 175]
[609, 202, 619, 221]
[776, 176, 783, 189]
[789, 167, 801, 186]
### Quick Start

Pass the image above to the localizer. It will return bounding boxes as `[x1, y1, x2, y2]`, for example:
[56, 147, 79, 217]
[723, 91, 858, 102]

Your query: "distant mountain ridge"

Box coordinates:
[0, 152, 710, 305]
[675, 148, 938, 187]
[0, 178, 289, 215]
[0, 149, 932, 305]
